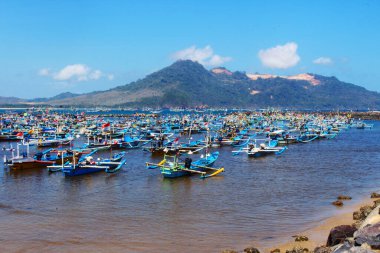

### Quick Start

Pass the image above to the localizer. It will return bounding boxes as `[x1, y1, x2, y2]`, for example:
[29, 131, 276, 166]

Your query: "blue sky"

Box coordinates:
[0, 0, 379, 98]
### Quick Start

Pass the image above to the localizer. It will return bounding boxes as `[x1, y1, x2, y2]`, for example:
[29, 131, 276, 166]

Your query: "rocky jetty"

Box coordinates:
[320, 194, 380, 253]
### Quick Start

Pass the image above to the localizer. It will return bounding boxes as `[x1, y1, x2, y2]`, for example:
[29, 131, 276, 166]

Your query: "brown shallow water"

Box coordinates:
[0, 121, 379, 253]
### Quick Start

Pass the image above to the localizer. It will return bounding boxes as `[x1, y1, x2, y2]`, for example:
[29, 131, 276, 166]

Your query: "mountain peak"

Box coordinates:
[51, 92, 79, 100]
[169, 59, 205, 69]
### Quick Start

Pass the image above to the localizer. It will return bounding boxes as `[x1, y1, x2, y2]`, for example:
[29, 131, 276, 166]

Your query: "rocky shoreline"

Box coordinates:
[328, 112, 380, 120]
[222, 193, 380, 253]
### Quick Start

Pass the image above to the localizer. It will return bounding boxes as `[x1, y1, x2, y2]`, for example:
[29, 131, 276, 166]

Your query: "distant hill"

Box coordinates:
[0, 96, 25, 105]
[2, 60, 380, 109]
[0, 92, 80, 106]
[30, 92, 80, 103]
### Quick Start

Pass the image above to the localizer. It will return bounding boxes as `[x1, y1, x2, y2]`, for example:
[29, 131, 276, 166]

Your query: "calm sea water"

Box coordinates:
[0, 121, 379, 253]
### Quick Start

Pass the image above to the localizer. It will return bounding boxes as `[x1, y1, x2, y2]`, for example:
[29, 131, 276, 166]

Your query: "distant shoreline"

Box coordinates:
[0, 108, 379, 120]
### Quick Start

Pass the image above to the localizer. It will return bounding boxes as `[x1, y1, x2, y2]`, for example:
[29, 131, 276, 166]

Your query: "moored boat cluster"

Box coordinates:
[0, 110, 372, 179]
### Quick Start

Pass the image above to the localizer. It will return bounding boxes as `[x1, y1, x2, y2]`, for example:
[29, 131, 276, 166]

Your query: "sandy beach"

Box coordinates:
[246, 194, 379, 253]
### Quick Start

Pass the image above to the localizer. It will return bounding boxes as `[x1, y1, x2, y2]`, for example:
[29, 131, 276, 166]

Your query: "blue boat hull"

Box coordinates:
[63, 167, 104, 176]
[162, 170, 190, 178]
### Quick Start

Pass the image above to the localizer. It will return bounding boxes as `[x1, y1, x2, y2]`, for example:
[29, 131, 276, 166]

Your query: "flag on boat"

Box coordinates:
[174, 137, 180, 144]
[102, 122, 110, 128]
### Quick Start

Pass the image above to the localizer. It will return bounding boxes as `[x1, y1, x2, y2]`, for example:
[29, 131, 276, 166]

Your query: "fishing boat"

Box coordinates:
[318, 130, 338, 139]
[269, 130, 297, 145]
[4, 143, 55, 170]
[82, 136, 112, 150]
[0, 131, 24, 142]
[121, 135, 151, 149]
[356, 122, 374, 129]
[34, 148, 83, 164]
[142, 137, 178, 155]
[47, 150, 126, 176]
[296, 132, 319, 143]
[24, 133, 74, 147]
[232, 139, 287, 158]
[146, 151, 223, 179]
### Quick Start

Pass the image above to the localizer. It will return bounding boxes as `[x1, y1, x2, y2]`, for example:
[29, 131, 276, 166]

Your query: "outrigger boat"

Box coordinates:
[146, 151, 224, 179]
[269, 130, 298, 145]
[121, 135, 151, 149]
[34, 148, 81, 164]
[143, 138, 177, 155]
[4, 143, 59, 170]
[355, 122, 374, 129]
[318, 130, 338, 139]
[25, 134, 74, 147]
[296, 132, 320, 143]
[82, 136, 112, 150]
[0, 131, 24, 142]
[47, 150, 127, 175]
[232, 139, 287, 157]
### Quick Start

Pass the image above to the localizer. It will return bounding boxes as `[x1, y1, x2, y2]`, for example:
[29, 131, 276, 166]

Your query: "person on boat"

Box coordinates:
[85, 156, 93, 165]
[184, 157, 192, 169]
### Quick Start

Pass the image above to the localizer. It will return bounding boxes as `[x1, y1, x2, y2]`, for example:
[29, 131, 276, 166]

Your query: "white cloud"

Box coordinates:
[258, 42, 300, 69]
[39, 64, 113, 82]
[313, 57, 332, 65]
[172, 45, 232, 66]
[38, 68, 50, 76]
[107, 74, 114, 80]
[88, 69, 102, 80]
[54, 64, 90, 81]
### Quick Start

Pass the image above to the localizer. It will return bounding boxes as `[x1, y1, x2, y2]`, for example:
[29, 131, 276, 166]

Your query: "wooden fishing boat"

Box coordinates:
[8, 157, 54, 170]
[34, 148, 84, 164]
[146, 152, 223, 179]
[356, 122, 374, 129]
[142, 138, 178, 155]
[84, 143, 111, 150]
[0, 132, 24, 142]
[232, 139, 287, 158]
[269, 130, 297, 145]
[47, 150, 126, 176]
[121, 136, 151, 149]
[4, 144, 54, 170]
[296, 132, 319, 143]
[318, 131, 338, 139]
[25, 135, 74, 147]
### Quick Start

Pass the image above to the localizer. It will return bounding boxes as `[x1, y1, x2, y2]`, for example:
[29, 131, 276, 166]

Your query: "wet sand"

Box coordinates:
[260, 196, 377, 253]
